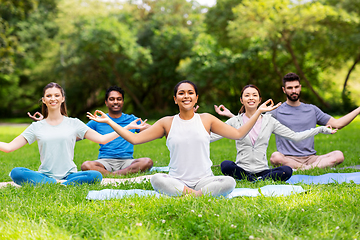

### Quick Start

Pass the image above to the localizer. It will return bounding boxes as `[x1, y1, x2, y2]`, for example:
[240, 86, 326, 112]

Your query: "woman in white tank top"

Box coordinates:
[87, 80, 280, 197]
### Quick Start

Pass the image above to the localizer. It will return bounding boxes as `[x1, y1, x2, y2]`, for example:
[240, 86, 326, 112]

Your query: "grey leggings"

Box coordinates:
[150, 173, 236, 197]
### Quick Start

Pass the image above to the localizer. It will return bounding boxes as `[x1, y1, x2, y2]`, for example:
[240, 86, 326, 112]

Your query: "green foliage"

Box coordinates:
[1, 0, 360, 119]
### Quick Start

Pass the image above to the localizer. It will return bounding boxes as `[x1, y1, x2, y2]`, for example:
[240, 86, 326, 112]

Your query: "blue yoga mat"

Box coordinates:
[149, 166, 170, 172]
[286, 172, 360, 184]
[86, 185, 305, 200]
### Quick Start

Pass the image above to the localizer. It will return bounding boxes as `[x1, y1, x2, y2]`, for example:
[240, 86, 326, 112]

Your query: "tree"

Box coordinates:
[227, 0, 359, 108]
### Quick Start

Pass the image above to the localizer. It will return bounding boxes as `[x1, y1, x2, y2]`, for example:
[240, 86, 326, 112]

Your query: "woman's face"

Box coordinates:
[42, 87, 65, 110]
[174, 83, 198, 110]
[240, 87, 261, 110]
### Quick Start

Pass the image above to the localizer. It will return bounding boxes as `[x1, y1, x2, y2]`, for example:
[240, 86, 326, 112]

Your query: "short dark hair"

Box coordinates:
[282, 73, 300, 86]
[105, 86, 124, 101]
[173, 80, 198, 96]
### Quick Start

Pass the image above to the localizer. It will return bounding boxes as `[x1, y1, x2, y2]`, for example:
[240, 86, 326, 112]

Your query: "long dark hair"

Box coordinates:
[239, 84, 262, 114]
[42, 82, 68, 118]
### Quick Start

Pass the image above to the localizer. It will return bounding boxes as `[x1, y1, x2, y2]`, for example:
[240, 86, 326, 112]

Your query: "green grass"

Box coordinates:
[1, 118, 360, 239]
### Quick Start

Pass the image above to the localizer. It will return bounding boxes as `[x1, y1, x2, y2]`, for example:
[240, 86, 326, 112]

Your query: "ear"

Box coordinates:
[42, 97, 45, 104]
[173, 96, 178, 105]
[282, 86, 286, 94]
[240, 97, 244, 104]
[194, 95, 198, 104]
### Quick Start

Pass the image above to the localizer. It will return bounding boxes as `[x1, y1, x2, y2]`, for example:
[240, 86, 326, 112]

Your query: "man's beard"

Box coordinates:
[286, 93, 300, 102]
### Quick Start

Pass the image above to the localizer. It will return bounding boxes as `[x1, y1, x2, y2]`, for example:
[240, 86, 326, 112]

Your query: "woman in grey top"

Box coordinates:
[211, 85, 336, 182]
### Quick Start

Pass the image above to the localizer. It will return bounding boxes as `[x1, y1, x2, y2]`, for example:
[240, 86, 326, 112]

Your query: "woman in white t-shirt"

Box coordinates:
[211, 84, 336, 182]
[0, 82, 120, 186]
[87, 80, 280, 197]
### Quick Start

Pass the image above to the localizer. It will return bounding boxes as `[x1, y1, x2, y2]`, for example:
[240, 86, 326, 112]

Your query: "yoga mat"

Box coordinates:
[286, 172, 360, 184]
[86, 185, 305, 200]
[149, 166, 170, 172]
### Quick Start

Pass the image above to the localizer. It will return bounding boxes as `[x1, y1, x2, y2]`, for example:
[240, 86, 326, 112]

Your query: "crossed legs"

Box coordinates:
[150, 173, 236, 197]
[81, 157, 153, 176]
[10, 167, 102, 186]
[270, 151, 344, 170]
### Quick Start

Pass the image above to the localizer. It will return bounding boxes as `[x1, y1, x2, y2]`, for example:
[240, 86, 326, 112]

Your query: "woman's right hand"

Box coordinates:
[257, 99, 281, 113]
[87, 110, 110, 123]
[27, 112, 44, 121]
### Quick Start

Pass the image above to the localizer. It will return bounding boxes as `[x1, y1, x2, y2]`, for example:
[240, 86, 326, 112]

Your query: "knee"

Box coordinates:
[270, 152, 284, 166]
[10, 167, 27, 180]
[334, 151, 344, 164]
[283, 166, 293, 179]
[150, 173, 164, 190]
[144, 158, 153, 169]
[220, 160, 235, 175]
[81, 161, 93, 171]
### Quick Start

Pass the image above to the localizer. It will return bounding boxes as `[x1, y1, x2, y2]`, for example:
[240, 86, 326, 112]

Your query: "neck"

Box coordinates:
[244, 108, 257, 118]
[46, 109, 64, 124]
[286, 99, 301, 107]
[179, 109, 195, 120]
[108, 111, 122, 118]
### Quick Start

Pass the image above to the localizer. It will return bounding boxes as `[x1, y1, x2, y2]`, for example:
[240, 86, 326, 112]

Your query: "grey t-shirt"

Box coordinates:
[21, 116, 89, 179]
[271, 102, 331, 156]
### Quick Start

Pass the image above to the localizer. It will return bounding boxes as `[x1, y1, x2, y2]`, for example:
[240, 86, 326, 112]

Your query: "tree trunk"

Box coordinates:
[284, 39, 330, 108]
[342, 52, 360, 101]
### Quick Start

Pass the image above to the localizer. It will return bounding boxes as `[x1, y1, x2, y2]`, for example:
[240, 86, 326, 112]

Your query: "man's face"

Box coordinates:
[105, 91, 124, 114]
[283, 81, 301, 102]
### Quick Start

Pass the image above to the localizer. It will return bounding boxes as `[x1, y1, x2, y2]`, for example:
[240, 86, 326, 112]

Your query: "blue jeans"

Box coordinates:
[10, 167, 103, 186]
[221, 160, 292, 182]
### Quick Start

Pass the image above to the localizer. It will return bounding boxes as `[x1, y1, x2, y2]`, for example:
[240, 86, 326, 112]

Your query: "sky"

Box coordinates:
[195, 0, 216, 7]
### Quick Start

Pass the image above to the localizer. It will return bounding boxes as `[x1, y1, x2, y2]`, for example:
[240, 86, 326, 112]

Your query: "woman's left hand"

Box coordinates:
[258, 99, 281, 113]
[87, 110, 110, 123]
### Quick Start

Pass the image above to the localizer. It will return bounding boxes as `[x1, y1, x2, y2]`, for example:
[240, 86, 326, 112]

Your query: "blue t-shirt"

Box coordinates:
[87, 113, 140, 159]
[271, 102, 331, 156]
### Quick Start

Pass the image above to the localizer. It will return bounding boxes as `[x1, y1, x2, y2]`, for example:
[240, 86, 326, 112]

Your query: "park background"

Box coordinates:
[1, 0, 360, 122]
[2, 1, 360, 239]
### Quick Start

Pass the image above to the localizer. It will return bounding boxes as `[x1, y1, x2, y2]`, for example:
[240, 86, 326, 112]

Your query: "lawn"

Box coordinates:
[0, 118, 360, 239]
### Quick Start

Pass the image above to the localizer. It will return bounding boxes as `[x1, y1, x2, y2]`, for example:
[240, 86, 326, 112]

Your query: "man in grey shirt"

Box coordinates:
[269, 72, 360, 170]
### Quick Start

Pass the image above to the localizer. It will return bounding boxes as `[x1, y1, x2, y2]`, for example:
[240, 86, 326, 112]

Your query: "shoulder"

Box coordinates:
[199, 113, 215, 120]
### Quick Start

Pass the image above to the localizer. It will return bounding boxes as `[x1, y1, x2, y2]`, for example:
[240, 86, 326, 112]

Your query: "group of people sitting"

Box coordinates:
[1, 72, 359, 197]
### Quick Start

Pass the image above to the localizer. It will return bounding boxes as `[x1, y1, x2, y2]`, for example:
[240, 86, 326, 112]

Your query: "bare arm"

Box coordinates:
[0, 135, 28, 153]
[84, 129, 119, 144]
[87, 110, 166, 144]
[210, 99, 281, 140]
[326, 106, 360, 129]
[214, 104, 236, 118]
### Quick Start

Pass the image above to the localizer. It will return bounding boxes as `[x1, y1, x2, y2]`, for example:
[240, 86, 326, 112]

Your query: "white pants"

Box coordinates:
[150, 173, 236, 197]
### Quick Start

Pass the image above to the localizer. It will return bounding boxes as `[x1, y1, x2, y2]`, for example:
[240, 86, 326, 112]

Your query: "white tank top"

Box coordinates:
[166, 113, 213, 186]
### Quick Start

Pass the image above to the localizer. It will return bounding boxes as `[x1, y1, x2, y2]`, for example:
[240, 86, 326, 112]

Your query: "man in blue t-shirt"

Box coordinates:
[269, 73, 360, 170]
[81, 86, 153, 175]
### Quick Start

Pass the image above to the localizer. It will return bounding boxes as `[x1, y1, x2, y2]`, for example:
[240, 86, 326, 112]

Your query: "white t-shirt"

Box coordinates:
[21, 116, 89, 179]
